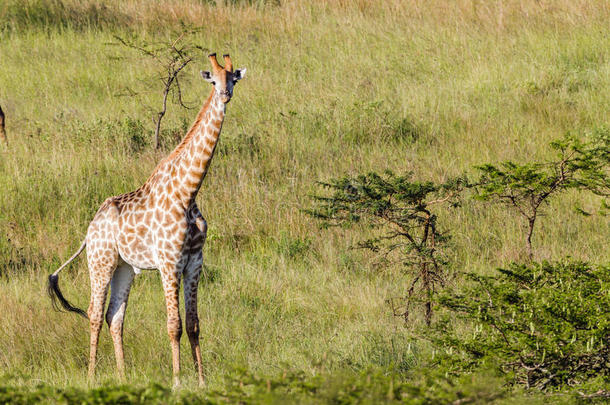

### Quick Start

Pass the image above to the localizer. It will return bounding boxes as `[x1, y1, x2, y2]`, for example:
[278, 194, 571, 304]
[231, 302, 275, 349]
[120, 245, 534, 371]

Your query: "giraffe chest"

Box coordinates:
[116, 206, 190, 269]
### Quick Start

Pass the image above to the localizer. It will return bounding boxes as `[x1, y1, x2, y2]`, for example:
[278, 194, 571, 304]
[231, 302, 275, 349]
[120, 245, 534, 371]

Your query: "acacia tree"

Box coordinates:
[474, 134, 609, 260]
[435, 260, 610, 394]
[307, 171, 466, 325]
[114, 32, 203, 149]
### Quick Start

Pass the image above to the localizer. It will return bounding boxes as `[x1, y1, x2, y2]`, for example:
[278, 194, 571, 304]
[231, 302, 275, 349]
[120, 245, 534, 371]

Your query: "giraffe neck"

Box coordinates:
[160, 89, 226, 208]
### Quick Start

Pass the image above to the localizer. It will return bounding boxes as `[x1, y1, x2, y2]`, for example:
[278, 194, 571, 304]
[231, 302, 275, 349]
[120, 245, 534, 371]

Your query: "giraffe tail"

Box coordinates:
[47, 239, 88, 319]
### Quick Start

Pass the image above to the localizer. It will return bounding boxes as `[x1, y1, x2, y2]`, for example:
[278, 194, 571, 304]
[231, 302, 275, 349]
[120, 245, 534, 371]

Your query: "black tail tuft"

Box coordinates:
[47, 274, 88, 319]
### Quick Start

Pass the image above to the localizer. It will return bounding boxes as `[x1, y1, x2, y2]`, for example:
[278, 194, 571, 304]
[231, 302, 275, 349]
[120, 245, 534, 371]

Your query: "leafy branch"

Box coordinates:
[307, 171, 467, 325]
[473, 133, 609, 260]
[434, 260, 610, 392]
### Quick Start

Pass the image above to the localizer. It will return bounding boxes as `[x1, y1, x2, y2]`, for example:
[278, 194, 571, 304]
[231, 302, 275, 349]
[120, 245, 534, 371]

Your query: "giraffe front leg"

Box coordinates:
[161, 265, 183, 388]
[184, 252, 204, 386]
[106, 262, 136, 380]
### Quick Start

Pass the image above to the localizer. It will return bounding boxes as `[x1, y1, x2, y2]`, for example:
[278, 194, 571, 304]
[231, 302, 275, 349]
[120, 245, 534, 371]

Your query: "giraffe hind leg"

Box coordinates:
[106, 261, 136, 380]
[85, 195, 122, 381]
[86, 240, 119, 380]
[87, 261, 115, 381]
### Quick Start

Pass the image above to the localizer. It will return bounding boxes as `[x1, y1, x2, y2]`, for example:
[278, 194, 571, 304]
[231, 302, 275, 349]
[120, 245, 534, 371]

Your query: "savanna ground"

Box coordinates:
[0, 0, 608, 403]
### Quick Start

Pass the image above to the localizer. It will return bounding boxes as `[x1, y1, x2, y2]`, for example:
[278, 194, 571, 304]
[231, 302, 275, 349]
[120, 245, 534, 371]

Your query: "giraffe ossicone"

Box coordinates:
[47, 52, 245, 387]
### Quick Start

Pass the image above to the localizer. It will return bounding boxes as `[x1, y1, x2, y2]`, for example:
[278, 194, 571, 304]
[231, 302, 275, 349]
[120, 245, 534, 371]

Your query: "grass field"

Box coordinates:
[0, 0, 608, 402]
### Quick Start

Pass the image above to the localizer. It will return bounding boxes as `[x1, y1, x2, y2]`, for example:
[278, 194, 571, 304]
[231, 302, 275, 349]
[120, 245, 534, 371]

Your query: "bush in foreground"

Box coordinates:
[434, 260, 610, 395]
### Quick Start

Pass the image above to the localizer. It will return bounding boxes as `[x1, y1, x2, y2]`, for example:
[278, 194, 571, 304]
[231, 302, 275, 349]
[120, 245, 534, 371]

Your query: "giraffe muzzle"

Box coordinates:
[219, 90, 231, 103]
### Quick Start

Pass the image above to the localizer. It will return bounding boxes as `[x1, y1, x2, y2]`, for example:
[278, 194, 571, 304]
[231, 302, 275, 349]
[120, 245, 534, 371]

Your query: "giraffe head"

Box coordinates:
[200, 53, 246, 104]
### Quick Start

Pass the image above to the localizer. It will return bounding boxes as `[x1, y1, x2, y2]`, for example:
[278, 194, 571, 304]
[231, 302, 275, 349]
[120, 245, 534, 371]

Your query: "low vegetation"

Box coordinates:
[307, 171, 466, 325]
[436, 261, 610, 392]
[473, 134, 609, 259]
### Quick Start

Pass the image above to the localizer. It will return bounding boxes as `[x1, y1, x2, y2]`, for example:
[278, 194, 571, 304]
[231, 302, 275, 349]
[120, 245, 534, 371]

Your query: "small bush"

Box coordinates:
[434, 260, 610, 393]
[307, 171, 466, 325]
[473, 135, 609, 259]
[0, 368, 509, 404]
[121, 117, 149, 153]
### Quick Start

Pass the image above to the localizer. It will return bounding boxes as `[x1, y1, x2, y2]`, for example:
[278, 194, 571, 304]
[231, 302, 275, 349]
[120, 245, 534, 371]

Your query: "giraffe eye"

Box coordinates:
[211, 81, 216, 85]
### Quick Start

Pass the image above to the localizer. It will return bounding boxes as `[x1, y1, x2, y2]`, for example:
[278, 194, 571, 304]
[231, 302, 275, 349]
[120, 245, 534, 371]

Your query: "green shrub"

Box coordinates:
[473, 134, 609, 260]
[434, 260, 610, 393]
[307, 171, 466, 325]
[0, 369, 510, 405]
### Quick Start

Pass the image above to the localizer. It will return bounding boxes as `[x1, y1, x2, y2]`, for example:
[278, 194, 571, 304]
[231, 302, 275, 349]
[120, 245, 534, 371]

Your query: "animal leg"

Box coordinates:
[87, 263, 115, 381]
[184, 252, 204, 386]
[161, 265, 183, 387]
[106, 262, 135, 380]
[86, 197, 121, 381]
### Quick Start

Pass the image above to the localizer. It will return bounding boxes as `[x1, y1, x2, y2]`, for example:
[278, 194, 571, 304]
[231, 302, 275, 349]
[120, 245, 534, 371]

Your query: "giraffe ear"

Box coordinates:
[233, 68, 246, 81]
[200, 70, 214, 83]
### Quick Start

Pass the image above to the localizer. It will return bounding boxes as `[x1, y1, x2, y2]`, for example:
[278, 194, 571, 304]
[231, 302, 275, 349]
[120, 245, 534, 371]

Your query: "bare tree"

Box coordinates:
[114, 32, 203, 149]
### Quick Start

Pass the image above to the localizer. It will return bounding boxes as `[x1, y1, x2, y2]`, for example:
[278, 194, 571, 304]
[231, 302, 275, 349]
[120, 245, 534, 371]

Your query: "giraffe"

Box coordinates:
[47, 53, 245, 386]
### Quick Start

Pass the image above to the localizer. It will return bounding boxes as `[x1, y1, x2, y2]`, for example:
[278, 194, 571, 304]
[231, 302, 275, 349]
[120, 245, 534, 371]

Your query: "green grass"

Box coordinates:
[0, 0, 608, 402]
[0, 369, 577, 404]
